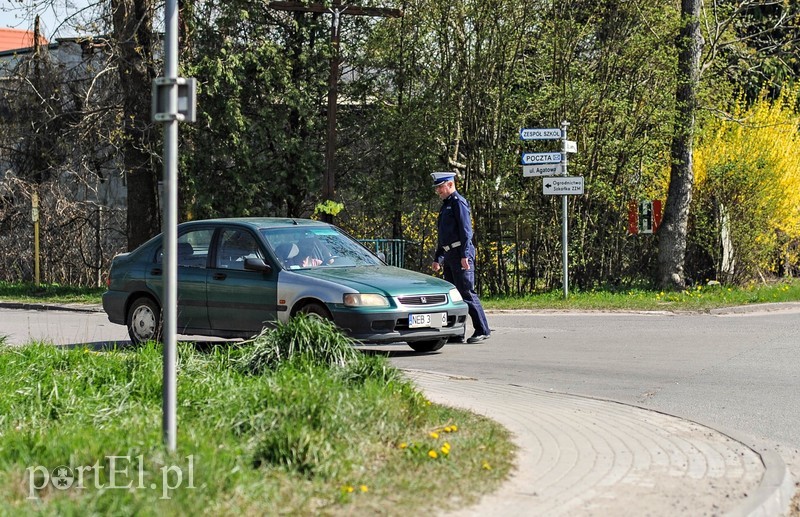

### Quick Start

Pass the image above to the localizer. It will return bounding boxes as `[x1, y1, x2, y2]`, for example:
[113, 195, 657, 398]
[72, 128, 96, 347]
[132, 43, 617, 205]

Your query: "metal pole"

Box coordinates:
[561, 120, 569, 300]
[323, 4, 342, 223]
[162, 0, 179, 452]
[32, 190, 40, 287]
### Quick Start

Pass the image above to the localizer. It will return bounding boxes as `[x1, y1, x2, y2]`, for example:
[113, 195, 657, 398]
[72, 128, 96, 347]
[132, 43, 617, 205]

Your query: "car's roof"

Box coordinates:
[179, 217, 330, 230]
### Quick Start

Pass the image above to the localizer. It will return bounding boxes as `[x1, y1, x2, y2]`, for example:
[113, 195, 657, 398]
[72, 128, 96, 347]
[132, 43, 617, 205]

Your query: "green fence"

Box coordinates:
[359, 239, 409, 268]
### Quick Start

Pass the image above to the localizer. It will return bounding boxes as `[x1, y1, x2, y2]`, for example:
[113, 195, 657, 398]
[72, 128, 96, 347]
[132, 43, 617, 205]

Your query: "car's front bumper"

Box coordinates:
[329, 305, 469, 344]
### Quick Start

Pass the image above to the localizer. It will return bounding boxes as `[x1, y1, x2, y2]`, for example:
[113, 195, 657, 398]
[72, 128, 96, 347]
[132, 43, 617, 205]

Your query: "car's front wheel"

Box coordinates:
[127, 296, 162, 345]
[408, 338, 446, 353]
[297, 302, 333, 320]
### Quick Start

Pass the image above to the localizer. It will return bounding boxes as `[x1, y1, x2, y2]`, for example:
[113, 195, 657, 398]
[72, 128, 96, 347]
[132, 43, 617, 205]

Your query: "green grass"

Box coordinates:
[0, 317, 515, 516]
[3, 279, 799, 312]
[484, 278, 800, 312]
[0, 281, 105, 305]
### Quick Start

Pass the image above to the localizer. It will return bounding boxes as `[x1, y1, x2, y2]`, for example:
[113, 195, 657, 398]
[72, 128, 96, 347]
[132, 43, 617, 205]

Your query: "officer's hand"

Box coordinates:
[461, 258, 470, 270]
[431, 262, 441, 272]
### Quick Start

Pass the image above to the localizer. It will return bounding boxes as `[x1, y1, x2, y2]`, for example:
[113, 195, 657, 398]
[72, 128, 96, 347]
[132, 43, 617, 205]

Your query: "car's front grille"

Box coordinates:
[397, 294, 447, 306]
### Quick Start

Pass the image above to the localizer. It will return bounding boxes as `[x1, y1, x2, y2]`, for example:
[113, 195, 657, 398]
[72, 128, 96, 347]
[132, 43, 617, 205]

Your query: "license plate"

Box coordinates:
[409, 312, 447, 329]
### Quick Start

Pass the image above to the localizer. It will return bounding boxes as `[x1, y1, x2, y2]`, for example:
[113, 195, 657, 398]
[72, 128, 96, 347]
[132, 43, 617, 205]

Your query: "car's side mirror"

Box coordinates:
[244, 257, 272, 274]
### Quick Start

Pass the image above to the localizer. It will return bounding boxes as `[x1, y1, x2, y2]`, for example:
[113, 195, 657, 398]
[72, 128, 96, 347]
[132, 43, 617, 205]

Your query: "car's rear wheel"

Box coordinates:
[408, 338, 446, 353]
[127, 296, 162, 345]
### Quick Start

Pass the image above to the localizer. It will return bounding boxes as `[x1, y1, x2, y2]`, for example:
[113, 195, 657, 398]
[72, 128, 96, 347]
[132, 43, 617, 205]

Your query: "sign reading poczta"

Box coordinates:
[521, 152, 562, 165]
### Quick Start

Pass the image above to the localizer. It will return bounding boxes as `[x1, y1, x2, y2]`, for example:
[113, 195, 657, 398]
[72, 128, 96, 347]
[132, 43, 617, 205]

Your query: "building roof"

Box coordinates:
[0, 27, 48, 52]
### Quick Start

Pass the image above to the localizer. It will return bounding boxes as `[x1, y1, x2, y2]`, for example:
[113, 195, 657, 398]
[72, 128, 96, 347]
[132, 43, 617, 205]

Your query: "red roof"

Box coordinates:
[0, 27, 48, 52]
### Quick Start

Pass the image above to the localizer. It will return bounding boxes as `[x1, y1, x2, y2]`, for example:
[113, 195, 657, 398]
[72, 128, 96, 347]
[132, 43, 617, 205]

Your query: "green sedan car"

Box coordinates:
[103, 218, 469, 352]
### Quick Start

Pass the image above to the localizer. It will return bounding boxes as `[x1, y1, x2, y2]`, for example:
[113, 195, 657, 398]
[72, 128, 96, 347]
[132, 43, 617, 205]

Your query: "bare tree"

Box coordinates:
[111, 0, 160, 250]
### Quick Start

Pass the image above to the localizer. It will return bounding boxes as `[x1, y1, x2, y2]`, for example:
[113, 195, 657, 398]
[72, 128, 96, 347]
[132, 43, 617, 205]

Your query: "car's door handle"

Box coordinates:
[213, 273, 227, 281]
[151, 268, 162, 276]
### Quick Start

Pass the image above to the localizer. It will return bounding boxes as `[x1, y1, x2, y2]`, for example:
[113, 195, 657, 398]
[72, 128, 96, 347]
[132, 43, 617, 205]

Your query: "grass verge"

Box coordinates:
[0, 281, 105, 305]
[2, 279, 799, 311]
[485, 278, 800, 311]
[0, 317, 514, 516]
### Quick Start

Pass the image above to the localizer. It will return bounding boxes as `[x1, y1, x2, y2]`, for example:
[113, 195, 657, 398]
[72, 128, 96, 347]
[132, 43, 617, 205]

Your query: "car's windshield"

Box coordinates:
[261, 226, 382, 269]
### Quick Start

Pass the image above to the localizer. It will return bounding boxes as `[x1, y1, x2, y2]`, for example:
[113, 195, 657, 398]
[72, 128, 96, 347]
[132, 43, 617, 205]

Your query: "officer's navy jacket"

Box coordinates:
[435, 191, 475, 262]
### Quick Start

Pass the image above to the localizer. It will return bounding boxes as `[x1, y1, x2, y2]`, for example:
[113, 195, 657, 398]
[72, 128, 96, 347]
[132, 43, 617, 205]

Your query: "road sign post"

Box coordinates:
[520, 122, 581, 300]
[560, 121, 570, 300]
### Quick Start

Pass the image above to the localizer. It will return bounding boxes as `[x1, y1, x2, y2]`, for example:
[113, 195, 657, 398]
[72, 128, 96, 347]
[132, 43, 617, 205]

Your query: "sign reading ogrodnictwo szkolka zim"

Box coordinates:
[543, 176, 584, 195]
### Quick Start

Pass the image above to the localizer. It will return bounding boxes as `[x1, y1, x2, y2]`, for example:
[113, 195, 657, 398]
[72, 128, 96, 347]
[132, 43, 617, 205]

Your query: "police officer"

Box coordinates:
[430, 172, 491, 343]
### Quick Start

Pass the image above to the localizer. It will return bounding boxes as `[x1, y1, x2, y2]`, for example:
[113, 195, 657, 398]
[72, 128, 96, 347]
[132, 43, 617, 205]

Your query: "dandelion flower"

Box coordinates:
[482, 461, 492, 470]
[429, 432, 439, 439]
[451, 425, 458, 432]
[428, 450, 438, 459]
[360, 485, 368, 493]
[399, 442, 408, 449]
[342, 485, 355, 493]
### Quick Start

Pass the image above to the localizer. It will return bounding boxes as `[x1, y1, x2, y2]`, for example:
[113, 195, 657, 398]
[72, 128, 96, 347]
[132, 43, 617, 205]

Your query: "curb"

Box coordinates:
[726, 445, 795, 517]
[0, 301, 103, 313]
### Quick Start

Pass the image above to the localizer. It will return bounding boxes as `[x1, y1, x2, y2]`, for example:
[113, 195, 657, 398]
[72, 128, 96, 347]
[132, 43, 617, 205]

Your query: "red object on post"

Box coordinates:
[652, 199, 663, 233]
[627, 200, 639, 235]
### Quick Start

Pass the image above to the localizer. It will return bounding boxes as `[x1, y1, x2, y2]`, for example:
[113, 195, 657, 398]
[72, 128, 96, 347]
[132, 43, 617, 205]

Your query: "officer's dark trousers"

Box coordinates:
[443, 256, 490, 336]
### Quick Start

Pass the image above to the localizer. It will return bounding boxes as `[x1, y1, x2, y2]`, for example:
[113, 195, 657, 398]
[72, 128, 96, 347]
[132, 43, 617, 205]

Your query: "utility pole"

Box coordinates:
[268, 1, 402, 222]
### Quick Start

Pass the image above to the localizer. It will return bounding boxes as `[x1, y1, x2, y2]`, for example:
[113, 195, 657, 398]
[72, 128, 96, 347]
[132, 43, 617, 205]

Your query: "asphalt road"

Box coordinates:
[2, 303, 799, 476]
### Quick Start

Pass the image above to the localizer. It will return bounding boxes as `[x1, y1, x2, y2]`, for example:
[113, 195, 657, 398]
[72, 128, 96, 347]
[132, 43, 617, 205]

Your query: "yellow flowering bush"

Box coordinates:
[691, 87, 800, 282]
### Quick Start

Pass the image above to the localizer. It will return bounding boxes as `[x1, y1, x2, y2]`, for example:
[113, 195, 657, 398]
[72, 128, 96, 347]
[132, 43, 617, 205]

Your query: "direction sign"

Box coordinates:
[543, 176, 584, 195]
[520, 128, 562, 140]
[522, 163, 563, 177]
[565, 140, 577, 153]
[521, 152, 562, 165]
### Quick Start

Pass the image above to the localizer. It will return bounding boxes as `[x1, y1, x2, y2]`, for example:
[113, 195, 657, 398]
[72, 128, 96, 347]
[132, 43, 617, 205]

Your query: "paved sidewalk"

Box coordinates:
[404, 370, 794, 517]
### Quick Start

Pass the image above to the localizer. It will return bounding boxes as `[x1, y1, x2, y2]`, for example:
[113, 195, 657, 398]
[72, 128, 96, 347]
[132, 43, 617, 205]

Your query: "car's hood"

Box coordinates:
[293, 265, 454, 295]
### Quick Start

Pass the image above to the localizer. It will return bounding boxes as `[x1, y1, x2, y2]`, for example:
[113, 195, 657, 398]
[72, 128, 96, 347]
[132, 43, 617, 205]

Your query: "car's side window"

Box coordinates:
[156, 229, 213, 268]
[216, 229, 262, 270]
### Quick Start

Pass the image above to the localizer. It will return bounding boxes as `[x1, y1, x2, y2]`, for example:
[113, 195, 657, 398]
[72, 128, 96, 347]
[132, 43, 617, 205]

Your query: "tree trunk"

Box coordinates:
[658, 0, 702, 289]
[112, 0, 160, 251]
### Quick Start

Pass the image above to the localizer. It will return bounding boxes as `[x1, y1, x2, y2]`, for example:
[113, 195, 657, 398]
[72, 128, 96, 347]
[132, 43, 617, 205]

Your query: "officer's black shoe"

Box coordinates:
[466, 332, 490, 344]
[448, 335, 466, 344]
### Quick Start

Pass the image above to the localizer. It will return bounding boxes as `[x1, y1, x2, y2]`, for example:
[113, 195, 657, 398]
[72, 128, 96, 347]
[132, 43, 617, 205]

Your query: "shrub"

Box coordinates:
[690, 88, 800, 283]
[238, 314, 360, 373]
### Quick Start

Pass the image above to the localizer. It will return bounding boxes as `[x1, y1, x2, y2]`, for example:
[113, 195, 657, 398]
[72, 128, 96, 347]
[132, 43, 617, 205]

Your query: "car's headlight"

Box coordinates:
[449, 288, 463, 303]
[343, 293, 390, 307]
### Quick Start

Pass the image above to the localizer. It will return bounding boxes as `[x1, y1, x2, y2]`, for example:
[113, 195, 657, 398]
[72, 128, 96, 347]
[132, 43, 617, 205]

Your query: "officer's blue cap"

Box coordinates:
[431, 171, 456, 185]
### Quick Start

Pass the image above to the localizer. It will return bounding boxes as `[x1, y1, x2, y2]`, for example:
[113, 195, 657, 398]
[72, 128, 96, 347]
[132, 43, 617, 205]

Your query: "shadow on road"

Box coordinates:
[56, 339, 241, 353]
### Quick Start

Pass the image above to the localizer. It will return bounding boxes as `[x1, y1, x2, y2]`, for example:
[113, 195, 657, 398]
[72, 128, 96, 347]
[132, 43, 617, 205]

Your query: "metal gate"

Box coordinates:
[359, 239, 408, 268]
